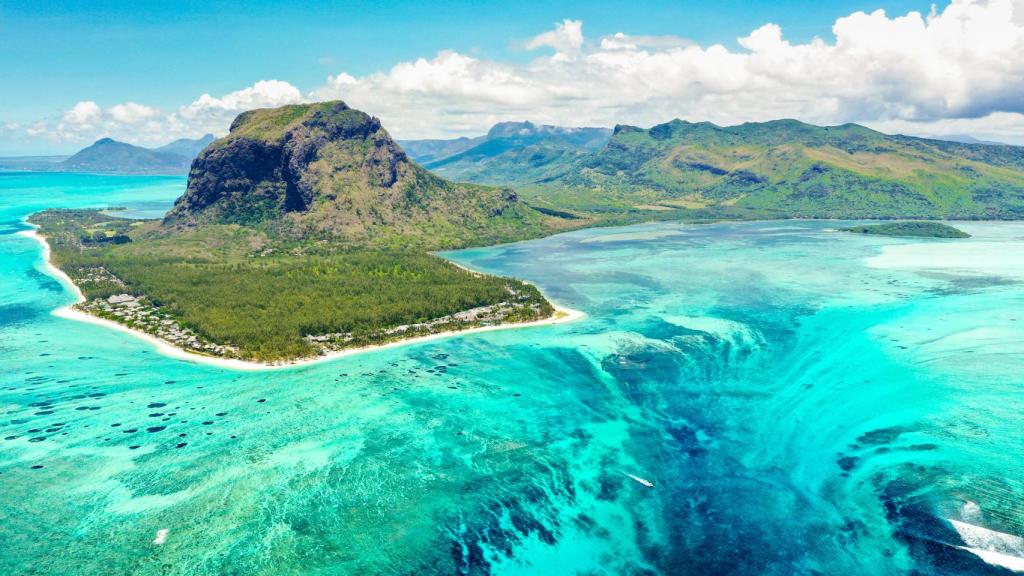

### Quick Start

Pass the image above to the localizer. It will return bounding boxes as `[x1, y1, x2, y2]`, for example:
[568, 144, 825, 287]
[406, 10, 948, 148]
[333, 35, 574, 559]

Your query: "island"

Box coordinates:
[840, 221, 971, 238]
[29, 102, 582, 366]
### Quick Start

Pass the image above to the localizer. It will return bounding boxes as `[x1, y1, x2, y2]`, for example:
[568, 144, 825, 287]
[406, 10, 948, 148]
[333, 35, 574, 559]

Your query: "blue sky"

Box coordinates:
[3, 0, 1022, 153]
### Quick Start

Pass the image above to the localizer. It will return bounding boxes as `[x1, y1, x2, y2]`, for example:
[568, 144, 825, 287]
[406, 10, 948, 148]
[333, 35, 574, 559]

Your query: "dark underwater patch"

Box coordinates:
[24, 268, 65, 293]
[0, 304, 41, 328]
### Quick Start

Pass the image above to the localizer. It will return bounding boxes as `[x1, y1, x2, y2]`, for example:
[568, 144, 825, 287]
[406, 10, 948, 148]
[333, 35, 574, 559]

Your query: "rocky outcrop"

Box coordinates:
[163, 101, 530, 246]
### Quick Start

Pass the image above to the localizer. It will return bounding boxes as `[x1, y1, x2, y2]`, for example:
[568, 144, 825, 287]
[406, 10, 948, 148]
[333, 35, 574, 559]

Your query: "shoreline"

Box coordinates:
[18, 226, 585, 372]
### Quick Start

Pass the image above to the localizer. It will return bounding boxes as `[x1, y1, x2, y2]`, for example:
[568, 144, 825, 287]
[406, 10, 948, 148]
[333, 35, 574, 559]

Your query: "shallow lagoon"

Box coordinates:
[1, 172, 1022, 575]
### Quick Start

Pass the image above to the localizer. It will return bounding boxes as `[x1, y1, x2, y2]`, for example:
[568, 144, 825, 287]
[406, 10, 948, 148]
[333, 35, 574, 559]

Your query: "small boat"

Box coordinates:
[625, 473, 654, 488]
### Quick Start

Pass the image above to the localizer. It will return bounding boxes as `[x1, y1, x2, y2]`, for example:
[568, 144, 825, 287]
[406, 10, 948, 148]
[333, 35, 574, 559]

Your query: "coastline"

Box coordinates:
[18, 225, 585, 372]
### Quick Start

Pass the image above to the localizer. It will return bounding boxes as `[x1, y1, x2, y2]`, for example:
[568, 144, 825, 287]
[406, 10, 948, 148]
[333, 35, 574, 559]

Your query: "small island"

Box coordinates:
[841, 221, 970, 238]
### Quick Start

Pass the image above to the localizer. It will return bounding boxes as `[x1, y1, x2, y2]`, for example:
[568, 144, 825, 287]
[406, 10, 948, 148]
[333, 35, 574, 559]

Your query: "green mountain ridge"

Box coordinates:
[530, 118, 1024, 219]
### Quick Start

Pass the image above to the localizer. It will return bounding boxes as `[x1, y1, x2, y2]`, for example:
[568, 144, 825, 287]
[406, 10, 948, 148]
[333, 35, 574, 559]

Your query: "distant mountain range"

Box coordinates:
[0, 134, 215, 175]
[399, 121, 612, 185]
[402, 119, 1024, 220]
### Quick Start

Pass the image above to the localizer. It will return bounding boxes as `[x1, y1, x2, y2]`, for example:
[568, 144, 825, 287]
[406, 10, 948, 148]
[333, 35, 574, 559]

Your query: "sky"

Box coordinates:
[2, 0, 1023, 154]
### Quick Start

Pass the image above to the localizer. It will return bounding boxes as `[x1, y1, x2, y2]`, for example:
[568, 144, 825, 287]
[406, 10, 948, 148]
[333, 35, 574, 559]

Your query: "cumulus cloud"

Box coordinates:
[23, 80, 307, 148]
[10, 0, 1024, 149]
[179, 80, 304, 120]
[524, 19, 585, 59]
[107, 102, 161, 124]
[306, 0, 1024, 142]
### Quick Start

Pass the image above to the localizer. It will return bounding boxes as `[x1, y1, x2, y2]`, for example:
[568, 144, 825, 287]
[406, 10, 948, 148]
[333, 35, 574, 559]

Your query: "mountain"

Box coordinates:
[154, 134, 216, 159]
[165, 102, 559, 248]
[59, 134, 215, 175]
[61, 138, 192, 175]
[400, 121, 612, 186]
[536, 119, 1024, 219]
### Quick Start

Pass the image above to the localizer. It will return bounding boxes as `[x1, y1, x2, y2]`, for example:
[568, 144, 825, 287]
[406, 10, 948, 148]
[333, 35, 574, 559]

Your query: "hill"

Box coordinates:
[524, 119, 1024, 219]
[400, 121, 611, 186]
[154, 133, 215, 159]
[32, 102, 573, 363]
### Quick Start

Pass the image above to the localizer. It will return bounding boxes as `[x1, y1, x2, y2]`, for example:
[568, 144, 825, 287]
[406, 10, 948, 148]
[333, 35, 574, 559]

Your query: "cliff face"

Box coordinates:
[165, 101, 537, 247]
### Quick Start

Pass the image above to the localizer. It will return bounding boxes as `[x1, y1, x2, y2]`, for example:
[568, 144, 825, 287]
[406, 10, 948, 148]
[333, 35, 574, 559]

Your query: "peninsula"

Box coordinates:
[30, 102, 582, 365]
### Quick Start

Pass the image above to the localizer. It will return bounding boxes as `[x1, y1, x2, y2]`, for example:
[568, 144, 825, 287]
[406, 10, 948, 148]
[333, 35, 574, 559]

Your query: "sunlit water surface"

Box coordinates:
[2, 171, 1023, 575]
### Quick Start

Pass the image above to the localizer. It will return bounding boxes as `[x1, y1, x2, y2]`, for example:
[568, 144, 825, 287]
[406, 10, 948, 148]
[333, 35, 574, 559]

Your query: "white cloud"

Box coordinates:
[600, 32, 694, 51]
[21, 80, 307, 148]
[865, 111, 1024, 144]
[310, 0, 1024, 142]
[179, 80, 305, 119]
[10, 0, 1024, 149]
[62, 101, 101, 126]
[524, 19, 584, 59]
[107, 102, 161, 124]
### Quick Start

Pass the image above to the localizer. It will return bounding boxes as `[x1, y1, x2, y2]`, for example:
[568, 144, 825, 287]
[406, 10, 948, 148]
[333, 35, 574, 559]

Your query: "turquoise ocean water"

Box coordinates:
[1, 171, 1023, 575]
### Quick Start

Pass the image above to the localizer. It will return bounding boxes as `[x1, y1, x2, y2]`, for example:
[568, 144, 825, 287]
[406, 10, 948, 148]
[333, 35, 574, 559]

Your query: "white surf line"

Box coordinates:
[949, 518, 1024, 572]
[19, 222, 585, 372]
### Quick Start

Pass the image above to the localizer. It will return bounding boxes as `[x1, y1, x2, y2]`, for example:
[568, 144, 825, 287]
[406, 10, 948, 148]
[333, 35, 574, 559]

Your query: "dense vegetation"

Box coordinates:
[32, 209, 553, 361]
[841, 221, 970, 238]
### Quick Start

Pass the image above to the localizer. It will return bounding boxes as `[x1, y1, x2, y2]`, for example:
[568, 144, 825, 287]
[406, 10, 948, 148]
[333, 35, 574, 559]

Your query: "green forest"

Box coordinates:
[32, 209, 553, 361]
